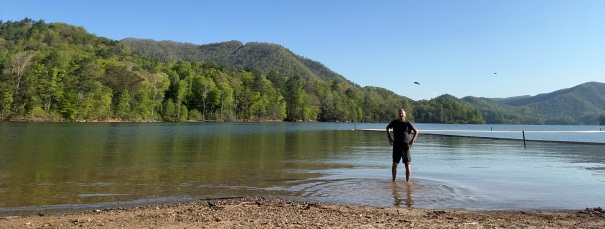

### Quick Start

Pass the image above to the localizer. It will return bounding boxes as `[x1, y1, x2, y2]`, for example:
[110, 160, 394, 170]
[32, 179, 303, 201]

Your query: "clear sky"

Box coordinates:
[2, 0, 604, 101]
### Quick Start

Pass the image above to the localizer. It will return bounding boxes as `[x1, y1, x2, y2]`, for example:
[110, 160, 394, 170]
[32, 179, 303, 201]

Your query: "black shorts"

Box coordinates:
[392, 143, 411, 164]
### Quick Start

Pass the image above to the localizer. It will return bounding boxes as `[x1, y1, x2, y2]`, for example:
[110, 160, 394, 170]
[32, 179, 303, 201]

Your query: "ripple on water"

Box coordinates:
[287, 178, 481, 208]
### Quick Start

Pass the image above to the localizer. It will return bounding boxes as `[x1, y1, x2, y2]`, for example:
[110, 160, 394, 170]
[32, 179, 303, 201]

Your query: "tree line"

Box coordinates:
[0, 18, 487, 123]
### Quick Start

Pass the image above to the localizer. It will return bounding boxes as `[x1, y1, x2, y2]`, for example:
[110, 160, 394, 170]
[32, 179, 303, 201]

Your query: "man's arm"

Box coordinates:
[409, 124, 419, 146]
[386, 124, 393, 146]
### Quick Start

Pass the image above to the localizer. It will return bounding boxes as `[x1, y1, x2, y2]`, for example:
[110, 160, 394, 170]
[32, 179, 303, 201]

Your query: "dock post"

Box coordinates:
[522, 131, 526, 149]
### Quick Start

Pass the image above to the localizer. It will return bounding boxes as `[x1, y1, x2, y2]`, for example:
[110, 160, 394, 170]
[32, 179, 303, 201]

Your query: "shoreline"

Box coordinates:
[2, 197, 603, 228]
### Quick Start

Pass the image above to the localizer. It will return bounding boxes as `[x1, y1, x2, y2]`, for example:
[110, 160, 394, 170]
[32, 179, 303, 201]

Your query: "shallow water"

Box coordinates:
[0, 122, 603, 216]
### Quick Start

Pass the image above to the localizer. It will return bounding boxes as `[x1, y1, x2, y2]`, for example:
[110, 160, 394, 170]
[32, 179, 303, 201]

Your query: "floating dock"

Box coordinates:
[354, 128, 604, 146]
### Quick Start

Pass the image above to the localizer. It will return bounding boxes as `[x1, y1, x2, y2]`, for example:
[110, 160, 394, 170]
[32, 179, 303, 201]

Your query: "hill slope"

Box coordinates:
[508, 82, 605, 124]
[463, 82, 605, 124]
[2, 19, 423, 123]
[122, 38, 605, 125]
[120, 38, 352, 84]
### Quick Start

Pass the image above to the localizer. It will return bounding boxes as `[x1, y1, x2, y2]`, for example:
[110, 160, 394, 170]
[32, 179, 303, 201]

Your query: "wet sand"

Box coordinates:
[1, 197, 603, 228]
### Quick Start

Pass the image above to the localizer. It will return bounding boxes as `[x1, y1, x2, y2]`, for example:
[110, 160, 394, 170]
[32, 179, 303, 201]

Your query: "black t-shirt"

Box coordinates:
[387, 120, 416, 144]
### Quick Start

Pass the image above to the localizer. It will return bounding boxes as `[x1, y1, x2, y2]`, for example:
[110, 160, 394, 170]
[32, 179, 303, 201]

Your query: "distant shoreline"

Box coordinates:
[2, 118, 604, 125]
[0, 118, 288, 123]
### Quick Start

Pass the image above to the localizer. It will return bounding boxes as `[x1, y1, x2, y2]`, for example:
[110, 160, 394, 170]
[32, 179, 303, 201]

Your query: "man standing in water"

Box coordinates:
[386, 108, 419, 183]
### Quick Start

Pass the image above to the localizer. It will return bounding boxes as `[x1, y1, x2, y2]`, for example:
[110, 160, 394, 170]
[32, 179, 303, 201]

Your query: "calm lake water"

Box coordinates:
[0, 122, 603, 216]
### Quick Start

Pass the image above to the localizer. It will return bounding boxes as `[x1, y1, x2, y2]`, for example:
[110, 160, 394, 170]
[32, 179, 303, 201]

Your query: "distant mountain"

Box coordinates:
[460, 96, 541, 124]
[120, 38, 352, 84]
[501, 82, 604, 107]
[488, 95, 532, 103]
[463, 82, 605, 124]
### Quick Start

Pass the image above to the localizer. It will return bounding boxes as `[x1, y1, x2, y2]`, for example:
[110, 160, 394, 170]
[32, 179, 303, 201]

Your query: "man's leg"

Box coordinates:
[392, 162, 399, 182]
[405, 163, 411, 183]
[402, 147, 411, 183]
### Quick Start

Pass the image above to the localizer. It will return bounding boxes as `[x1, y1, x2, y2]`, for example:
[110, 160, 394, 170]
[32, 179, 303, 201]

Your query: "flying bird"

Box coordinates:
[414, 82, 420, 85]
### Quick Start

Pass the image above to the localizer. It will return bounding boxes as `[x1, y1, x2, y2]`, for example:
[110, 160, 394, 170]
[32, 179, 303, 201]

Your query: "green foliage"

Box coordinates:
[121, 39, 354, 88]
[59, 90, 77, 120]
[599, 114, 605, 125]
[163, 99, 177, 122]
[115, 90, 132, 120]
[189, 109, 202, 121]
[1, 19, 601, 124]
[461, 96, 542, 124]
[414, 95, 485, 124]
[463, 82, 605, 125]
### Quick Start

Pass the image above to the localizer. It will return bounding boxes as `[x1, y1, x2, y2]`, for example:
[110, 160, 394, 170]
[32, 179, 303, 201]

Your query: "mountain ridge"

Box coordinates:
[463, 81, 605, 124]
[1, 18, 602, 124]
[123, 38, 605, 124]
[120, 38, 353, 85]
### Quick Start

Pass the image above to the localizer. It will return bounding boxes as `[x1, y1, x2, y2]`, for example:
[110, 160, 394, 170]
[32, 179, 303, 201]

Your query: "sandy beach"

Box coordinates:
[1, 197, 603, 228]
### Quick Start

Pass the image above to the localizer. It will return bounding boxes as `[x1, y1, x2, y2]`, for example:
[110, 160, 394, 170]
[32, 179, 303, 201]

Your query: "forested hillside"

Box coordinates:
[121, 36, 605, 125]
[0, 19, 428, 122]
[461, 96, 541, 124]
[2, 19, 601, 124]
[463, 82, 605, 125]
[503, 82, 605, 124]
[120, 38, 355, 87]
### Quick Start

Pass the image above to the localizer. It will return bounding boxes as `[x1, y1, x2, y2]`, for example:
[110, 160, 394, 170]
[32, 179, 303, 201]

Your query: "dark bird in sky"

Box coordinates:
[493, 73, 497, 75]
[414, 82, 420, 85]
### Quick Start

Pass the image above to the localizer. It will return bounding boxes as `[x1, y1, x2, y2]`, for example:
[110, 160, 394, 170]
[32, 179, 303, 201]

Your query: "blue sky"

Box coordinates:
[2, 0, 604, 100]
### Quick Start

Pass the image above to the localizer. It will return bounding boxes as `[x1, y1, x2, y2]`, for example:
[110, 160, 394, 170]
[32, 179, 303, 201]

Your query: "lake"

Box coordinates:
[0, 122, 603, 216]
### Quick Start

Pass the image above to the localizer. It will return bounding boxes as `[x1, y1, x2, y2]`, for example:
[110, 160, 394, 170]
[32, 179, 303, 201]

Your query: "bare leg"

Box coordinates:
[405, 163, 411, 183]
[392, 162, 399, 182]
